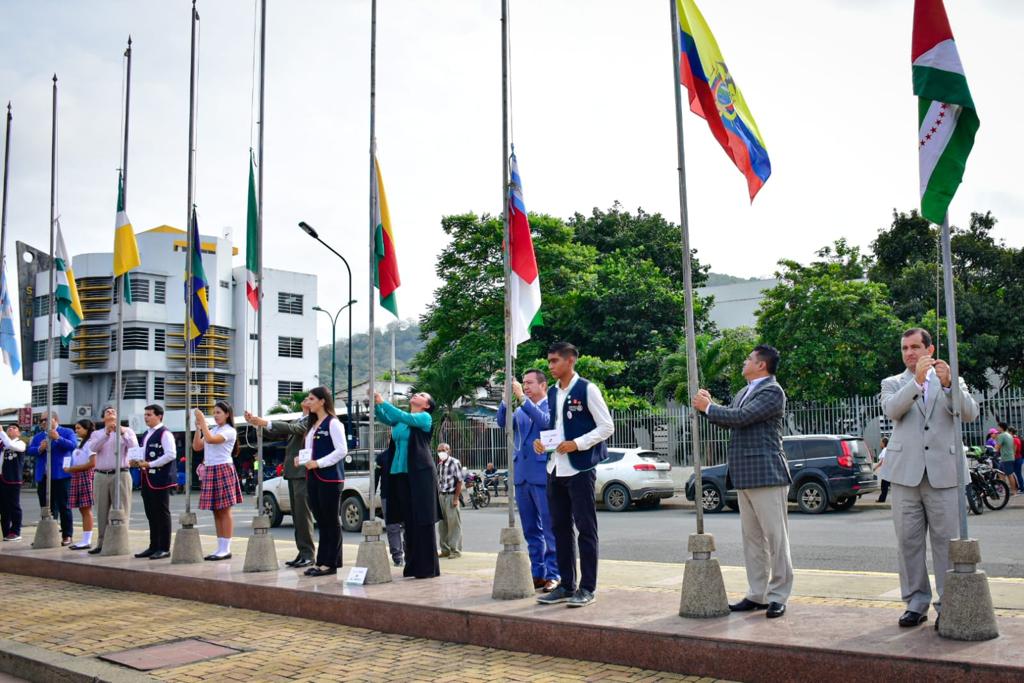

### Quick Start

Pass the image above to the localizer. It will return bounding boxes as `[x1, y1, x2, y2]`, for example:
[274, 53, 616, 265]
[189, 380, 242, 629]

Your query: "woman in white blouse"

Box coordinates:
[301, 386, 348, 577]
[193, 401, 243, 560]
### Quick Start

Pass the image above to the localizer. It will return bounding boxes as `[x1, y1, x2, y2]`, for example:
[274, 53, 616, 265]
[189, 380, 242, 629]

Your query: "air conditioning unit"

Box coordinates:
[76, 405, 93, 419]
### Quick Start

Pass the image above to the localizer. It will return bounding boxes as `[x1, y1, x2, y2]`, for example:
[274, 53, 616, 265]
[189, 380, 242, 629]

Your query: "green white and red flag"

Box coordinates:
[913, 0, 979, 224]
[245, 151, 259, 310]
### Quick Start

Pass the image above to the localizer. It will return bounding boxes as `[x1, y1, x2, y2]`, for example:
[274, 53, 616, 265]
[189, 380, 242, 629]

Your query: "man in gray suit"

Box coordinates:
[693, 344, 792, 619]
[879, 328, 978, 629]
[245, 404, 316, 569]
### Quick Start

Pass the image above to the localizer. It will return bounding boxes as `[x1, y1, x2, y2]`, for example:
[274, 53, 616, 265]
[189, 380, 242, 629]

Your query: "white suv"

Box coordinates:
[596, 448, 674, 512]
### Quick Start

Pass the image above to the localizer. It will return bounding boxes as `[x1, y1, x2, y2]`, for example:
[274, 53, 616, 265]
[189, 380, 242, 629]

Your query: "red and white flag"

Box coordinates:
[508, 148, 541, 355]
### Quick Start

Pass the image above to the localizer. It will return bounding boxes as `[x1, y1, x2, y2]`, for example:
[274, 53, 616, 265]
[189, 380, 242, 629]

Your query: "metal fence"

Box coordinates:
[361, 388, 1024, 472]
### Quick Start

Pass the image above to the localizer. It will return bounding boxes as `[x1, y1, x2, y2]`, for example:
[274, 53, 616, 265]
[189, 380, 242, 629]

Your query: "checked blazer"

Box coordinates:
[702, 376, 791, 489]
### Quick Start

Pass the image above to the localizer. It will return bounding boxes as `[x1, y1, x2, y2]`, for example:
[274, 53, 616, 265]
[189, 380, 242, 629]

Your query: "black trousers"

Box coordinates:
[0, 484, 22, 536]
[307, 476, 342, 568]
[388, 473, 439, 579]
[878, 478, 890, 503]
[36, 478, 73, 539]
[548, 469, 599, 593]
[141, 486, 172, 552]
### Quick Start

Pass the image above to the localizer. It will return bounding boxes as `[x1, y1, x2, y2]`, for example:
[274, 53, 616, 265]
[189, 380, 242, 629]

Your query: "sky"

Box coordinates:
[0, 0, 1021, 407]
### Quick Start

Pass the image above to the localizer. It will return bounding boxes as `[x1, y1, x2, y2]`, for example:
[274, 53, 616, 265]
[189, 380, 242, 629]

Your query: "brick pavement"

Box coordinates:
[0, 573, 731, 683]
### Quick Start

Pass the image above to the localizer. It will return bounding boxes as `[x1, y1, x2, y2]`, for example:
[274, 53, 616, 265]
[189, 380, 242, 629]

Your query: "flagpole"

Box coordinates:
[1, 103, 11, 274]
[500, 0, 516, 531]
[184, 0, 199, 518]
[113, 36, 132, 518]
[671, 0, 729, 618]
[255, 0, 266, 512]
[938, 215, 967, 539]
[45, 75, 57, 526]
[366, 0, 377, 520]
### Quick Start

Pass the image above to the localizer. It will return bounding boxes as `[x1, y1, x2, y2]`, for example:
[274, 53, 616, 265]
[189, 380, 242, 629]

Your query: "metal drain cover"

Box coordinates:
[99, 638, 242, 671]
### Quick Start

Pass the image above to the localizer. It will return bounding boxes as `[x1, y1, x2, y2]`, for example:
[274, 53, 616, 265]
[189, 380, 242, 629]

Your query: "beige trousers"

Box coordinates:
[94, 471, 133, 546]
[737, 484, 794, 604]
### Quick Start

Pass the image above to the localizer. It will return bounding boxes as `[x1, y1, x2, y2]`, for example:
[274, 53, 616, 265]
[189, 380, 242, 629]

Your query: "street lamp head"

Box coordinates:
[298, 221, 318, 239]
[312, 305, 325, 313]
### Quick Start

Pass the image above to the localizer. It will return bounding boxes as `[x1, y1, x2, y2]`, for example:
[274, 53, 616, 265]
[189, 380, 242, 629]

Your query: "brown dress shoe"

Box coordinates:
[533, 577, 546, 589]
[542, 579, 560, 593]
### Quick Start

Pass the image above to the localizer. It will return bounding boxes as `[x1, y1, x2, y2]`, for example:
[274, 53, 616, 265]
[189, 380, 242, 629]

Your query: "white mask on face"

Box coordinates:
[437, 451, 449, 460]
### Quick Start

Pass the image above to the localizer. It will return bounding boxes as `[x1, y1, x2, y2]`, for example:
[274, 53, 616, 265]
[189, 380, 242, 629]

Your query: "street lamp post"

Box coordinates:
[299, 221, 356, 443]
[313, 300, 356, 403]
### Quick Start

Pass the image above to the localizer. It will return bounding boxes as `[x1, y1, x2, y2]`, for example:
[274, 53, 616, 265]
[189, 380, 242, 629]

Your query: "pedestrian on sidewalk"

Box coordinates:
[245, 403, 316, 569]
[82, 407, 137, 555]
[298, 387, 348, 577]
[693, 344, 793, 620]
[875, 437, 890, 503]
[28, 413, 76, 546]
[534, 342, 614, 609]
[496, 370, 559, 592]
[0, 424, 26, 541]
[1011, 426, 1024, 495]
[65, 419, 96, 550]
[132, 404, 177, 560]
[374, 450, 404, 566]
[879, 328, 978, 630]
[436, 443, 463, 559]
[375, 390, 441, 579]
[995, 423, 1018, 495]
[194, 402, 242, 561]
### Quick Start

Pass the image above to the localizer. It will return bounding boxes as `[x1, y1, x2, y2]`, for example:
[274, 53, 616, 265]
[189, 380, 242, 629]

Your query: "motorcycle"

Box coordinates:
[464, 472, 491, 509]
[967, 448, 1011, 513]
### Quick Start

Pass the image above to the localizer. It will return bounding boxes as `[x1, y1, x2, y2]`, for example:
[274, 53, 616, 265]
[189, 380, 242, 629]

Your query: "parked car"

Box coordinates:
[262, 449, 381, 532]
[596, 448, 674, 512]
[684, 434, 878, 514]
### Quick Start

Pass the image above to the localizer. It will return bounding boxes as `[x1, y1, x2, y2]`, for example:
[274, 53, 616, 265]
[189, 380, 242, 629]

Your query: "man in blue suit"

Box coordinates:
[496, 369, 559, 592]
[27, 412, 77, 545]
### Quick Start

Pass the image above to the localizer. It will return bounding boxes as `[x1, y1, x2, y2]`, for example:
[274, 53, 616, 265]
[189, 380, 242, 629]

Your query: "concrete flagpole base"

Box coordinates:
[355, 519, 393, 585]
[242, 515, 279, 572]
[938, 538, 999, 641]
[171, 511, 204, 564]
[31, 512, 61, 549]
[679, 533, 730, 618]
[492, 526, 535, 600]
[99, 509, 131, 556]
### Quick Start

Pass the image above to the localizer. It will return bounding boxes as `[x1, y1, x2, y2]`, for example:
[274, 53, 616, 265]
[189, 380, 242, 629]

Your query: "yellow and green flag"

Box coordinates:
[112, 171, 141, 303]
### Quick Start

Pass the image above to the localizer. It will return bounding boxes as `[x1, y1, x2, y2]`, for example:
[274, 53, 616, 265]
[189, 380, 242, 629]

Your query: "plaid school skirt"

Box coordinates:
[199, 463, 243, 511]
[69, 470, 94, 509]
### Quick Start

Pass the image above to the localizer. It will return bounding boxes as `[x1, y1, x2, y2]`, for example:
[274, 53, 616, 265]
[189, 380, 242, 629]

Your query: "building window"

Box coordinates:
[153, 280, 166, 304]
[154, 376, 165, 402]
[277, 336, 303, 359]
[249, 333, 258, 341]
[33, 338, 69, 362]
[112, 276, 150, 304]
[32, 295, 52, 318]
[32, 382, 68, 407]
[278, 292, 303, 315]
[154, 329, 166, 352]
[249, 378, 259, 386]
[111, 327, 149, 352]
[219, 280, 230, 289]
[108, 372, 148, 401]
[278, 381, 304, 399]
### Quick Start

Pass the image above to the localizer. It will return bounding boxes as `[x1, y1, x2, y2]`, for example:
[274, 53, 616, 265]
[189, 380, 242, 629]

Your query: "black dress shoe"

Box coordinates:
[899, 610, 928, 627]
[284, 555, 303, 567]
[934, 614, 940, 631]
[149, 551, 170, 560]
[203, 553, 232, 561]
[134, 548, 155, 559]
[729, 598, 769, 612]
[292, 558, 314, 568]
[87, 546, 103, 555]
[766, 602, 786, 619]
[307, 567, 337, 577]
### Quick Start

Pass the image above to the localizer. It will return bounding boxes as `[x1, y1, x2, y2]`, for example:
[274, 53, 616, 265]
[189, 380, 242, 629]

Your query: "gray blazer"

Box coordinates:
[878, 369, 979, 489]
[703, 376, 791, 489]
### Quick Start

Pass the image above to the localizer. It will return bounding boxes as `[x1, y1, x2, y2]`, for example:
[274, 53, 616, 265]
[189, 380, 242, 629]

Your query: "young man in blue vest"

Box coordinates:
[496, 369, 559, 592]
[533, 342, 614, 608]
[132, 404, 177, 560]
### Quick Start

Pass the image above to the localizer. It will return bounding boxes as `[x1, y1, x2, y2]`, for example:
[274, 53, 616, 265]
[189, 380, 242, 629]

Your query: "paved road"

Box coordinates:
[22, 488, 1023, 577]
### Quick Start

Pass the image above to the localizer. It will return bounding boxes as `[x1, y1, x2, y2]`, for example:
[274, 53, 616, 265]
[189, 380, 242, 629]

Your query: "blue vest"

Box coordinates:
[140, 427, 175, 490]
[547, 377, 607, 472]
[310, 415, 344, 483]
[1, 446, 23, 486]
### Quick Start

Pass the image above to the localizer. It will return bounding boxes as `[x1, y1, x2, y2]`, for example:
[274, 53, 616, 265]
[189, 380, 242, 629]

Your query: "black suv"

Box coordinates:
[684, 434, 878, 514]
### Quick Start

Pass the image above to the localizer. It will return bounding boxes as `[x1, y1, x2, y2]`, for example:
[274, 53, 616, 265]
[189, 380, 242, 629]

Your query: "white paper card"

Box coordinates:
[539, 429, 563, 451]
[345, 567, 368, 585]
[127, 446, 146, 462]
[297, 448, 312, 465]
[62, 456, 72, 470]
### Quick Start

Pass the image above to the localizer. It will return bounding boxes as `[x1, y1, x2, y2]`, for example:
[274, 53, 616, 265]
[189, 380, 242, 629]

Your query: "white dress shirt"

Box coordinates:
[142, 423, 177, 469]
[548, 373, 614, 477]
[85, 426, 138, 470]
[304, 416, 348, 468]
[201, 424, 237, 466]
[0, 431, 25, 453]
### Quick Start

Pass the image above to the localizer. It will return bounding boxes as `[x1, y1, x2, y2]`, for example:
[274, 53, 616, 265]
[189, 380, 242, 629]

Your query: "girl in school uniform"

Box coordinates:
[193, 401, 242, 561]
[300, 386, 348, 577]
[66, 419, 97, 551]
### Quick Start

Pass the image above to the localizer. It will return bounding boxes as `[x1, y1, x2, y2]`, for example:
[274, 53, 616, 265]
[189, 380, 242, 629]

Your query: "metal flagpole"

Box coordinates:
[366, 0, 377, 520]
[389, 323, 395, 401]
[45, 75, 57, 524]
[1, 103, 11, 275]
[939, 215, 967, 539]
[113, 37, 132, 518]
[184, 0, 199, 519]
[670, 0, 729, 618]
[255, 0, 266, 512]
[500, 0, 516, 531]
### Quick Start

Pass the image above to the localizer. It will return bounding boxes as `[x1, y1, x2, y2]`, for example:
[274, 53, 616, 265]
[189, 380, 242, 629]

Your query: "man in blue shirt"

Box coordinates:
[27, 412, 77, 545]
[496, 369, 559, 592]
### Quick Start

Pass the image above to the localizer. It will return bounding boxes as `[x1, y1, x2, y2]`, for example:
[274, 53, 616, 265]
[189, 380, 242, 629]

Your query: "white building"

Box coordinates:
[25, 225, 318, 432]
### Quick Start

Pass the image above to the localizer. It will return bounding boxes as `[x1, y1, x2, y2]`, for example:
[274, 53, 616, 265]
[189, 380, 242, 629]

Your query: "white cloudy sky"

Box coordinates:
[1, 0, 1021, 407]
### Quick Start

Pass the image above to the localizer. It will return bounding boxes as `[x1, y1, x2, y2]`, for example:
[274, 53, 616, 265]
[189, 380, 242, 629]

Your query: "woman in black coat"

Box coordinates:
[374, 391, 440, 579]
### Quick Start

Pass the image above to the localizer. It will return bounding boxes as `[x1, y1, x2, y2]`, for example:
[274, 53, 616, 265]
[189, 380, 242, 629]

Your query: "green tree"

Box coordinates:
[524, 354, 652, 411]
[412, 352, 476, 439]
[655, 327, 758, 404]
[755, 241, 905, 401]
[269, 391, 306, 415]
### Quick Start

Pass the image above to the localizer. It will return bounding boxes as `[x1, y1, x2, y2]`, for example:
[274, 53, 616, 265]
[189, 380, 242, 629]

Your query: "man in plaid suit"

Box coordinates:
[693, 344, 793, 619]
